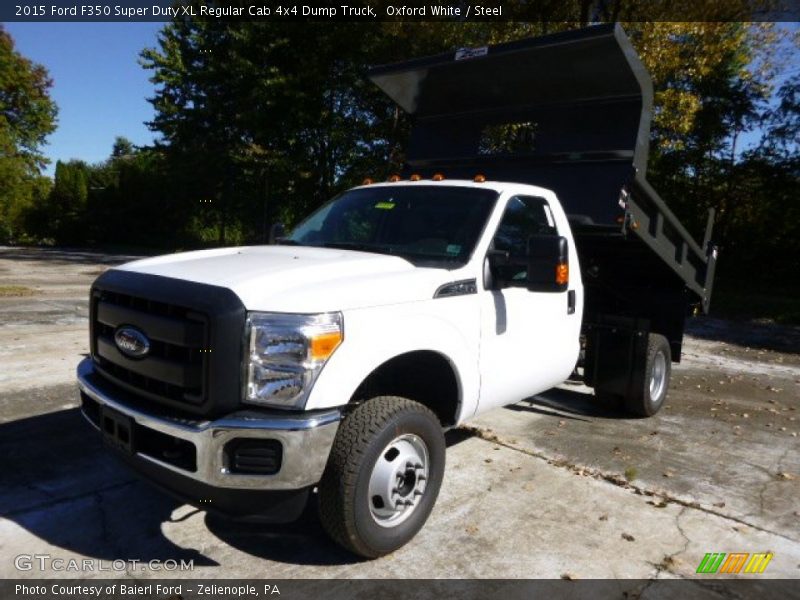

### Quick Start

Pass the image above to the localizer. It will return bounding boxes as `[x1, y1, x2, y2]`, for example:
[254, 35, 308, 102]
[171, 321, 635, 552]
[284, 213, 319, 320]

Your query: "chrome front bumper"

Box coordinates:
[77, 358, 341, 491]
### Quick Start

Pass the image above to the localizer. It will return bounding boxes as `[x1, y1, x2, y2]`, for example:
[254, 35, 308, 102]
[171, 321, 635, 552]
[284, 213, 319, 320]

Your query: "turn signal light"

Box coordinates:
[310, 331, 343, 361]
[474, 174, 486, 183]
[362, 178, 374, 185]
[556, 263, 569, 286]
[388, 174, 402, 182]
[409, 174, 422, 181]
[432, 173, 445, 181]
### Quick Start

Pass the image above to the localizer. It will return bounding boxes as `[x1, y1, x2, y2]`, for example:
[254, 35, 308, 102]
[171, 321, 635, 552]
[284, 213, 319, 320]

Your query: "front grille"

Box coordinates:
[89, 270, 247, 417]
[91, 289, 209, 407]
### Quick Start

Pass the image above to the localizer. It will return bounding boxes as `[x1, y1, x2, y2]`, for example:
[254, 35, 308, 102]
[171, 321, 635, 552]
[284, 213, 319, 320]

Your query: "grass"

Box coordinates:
[624, 467, 638, 481]
[0, 285, 36, 297]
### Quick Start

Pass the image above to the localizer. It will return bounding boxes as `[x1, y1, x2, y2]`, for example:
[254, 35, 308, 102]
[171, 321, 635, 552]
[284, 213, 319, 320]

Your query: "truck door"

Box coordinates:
[478, 195, 578, 411]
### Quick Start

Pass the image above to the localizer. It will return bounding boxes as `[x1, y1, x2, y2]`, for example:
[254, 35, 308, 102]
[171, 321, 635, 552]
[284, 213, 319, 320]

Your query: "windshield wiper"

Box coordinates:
[321, 242, 385, 253]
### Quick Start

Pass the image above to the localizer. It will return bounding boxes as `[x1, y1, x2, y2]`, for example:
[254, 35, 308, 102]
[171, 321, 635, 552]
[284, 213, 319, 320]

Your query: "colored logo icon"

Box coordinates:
[696, 552, 773, 574]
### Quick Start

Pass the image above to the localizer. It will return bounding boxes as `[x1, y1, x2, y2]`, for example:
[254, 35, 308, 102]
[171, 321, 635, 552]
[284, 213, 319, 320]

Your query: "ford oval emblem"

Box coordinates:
[114, 326, 150, 358]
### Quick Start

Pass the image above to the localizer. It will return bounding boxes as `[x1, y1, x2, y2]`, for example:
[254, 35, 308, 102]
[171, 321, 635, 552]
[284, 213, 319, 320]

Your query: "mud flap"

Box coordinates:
[584, 316, 649, 398]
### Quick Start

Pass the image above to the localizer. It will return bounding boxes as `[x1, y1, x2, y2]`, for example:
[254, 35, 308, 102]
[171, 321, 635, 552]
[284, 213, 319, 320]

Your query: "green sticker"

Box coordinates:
[374, 202, 395, 210]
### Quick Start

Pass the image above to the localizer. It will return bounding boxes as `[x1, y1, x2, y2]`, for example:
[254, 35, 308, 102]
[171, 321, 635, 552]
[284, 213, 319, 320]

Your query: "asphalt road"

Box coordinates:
[0, 247, 798, 581]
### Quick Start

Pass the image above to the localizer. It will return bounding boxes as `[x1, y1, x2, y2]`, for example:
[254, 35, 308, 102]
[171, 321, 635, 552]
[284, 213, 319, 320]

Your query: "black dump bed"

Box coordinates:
[369, 24, 717, 314]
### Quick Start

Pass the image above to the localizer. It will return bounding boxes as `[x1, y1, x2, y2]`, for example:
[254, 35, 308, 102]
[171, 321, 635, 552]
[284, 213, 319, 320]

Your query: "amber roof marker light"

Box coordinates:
[387, 174, 402, 182]
[361, 178, 374, 185]
[432, 173, 445, 181]
[409, 174, 422, 181]
[473, 174, 487, 183]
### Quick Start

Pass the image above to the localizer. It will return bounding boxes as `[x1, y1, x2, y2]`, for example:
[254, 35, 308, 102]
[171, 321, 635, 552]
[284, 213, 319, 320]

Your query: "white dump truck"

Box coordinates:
[78, 24, 716, 557]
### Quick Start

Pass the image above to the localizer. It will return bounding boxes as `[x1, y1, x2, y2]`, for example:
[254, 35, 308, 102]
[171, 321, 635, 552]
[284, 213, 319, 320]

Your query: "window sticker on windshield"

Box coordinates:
[446, 244, 461, 255]
[374, 202, 395, 210]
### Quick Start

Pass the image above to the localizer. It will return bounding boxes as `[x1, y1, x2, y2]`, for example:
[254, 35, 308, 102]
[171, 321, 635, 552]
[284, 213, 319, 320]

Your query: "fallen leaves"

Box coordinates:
[657, 555, 681, 572]
[0, 285, 35, 297]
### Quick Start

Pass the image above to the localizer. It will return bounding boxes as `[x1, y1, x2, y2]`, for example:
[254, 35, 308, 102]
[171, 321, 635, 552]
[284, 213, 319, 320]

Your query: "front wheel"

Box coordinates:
[318, 396, 446, 558]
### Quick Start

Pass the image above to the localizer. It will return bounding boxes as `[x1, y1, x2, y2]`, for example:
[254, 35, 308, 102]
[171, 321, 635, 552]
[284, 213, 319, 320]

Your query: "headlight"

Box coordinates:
[245, 312, 343, 409]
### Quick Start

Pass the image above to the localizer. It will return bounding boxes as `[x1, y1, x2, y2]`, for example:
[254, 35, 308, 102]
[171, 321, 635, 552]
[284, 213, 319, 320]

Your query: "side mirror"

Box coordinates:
[527, 234, 569, 293]
[268, 222, 286, 245]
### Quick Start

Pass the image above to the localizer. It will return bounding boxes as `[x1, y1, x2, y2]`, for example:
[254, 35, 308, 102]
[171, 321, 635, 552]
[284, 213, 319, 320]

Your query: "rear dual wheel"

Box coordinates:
[318, 396, 445, 558]
[595, 333, 672, 417]
[626, 333, 671, 417]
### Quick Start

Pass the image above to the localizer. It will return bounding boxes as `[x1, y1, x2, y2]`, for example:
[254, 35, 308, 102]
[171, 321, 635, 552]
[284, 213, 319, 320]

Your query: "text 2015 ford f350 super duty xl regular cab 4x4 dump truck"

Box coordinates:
[77, 25, 717, 558]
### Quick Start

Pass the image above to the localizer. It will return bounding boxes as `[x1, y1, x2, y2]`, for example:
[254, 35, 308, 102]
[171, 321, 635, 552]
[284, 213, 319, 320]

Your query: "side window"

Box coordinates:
[492, 196, 557, 283]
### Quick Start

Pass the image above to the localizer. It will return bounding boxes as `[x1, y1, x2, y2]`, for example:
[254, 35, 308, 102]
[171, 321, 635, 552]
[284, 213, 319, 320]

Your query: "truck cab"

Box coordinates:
[77, 24, 716, 558]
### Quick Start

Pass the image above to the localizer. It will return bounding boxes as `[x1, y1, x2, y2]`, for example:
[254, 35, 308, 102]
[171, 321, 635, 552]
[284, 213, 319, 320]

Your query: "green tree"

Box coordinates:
[761, 74, 800, 160]
[0, 25, 57, 241]
[139, 17, 549, 243]
[140, 16, 785, 247]
[631, 23, 779, 249]
[729, 74, 800, 285]
[46, 160, 89, 243]
[111, 136, 135, 158]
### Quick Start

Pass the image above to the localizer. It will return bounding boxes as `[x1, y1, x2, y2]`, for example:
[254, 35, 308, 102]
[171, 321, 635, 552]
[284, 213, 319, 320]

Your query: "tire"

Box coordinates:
[625, 333, 671, 417]
[318, 396, 445, 558]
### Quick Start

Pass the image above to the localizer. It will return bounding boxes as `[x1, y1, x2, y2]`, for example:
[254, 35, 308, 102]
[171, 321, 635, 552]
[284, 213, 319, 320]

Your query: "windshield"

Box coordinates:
[287, 186, 498, 267]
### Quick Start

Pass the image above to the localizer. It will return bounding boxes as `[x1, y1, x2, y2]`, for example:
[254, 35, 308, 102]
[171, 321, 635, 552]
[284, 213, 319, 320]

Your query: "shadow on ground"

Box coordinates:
[0, 407, 216, 567]
[0, 404, 480, 569]
[508, 385, 628, 421]
[687, 316, 800, 355]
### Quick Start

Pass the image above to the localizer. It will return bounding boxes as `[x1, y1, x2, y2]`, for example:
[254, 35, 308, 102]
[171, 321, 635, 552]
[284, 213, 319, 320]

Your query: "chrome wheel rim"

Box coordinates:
[368, 434, 429, 528]
[650, 351, 667, 403]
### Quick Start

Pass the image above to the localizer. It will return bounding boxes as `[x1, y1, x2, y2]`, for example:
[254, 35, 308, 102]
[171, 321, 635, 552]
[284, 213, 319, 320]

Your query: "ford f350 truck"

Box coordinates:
[78, 24, 717, 558]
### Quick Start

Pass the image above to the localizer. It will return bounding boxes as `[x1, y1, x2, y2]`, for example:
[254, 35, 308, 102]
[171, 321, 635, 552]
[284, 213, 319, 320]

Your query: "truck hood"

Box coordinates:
[118, 245, 450, 312]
